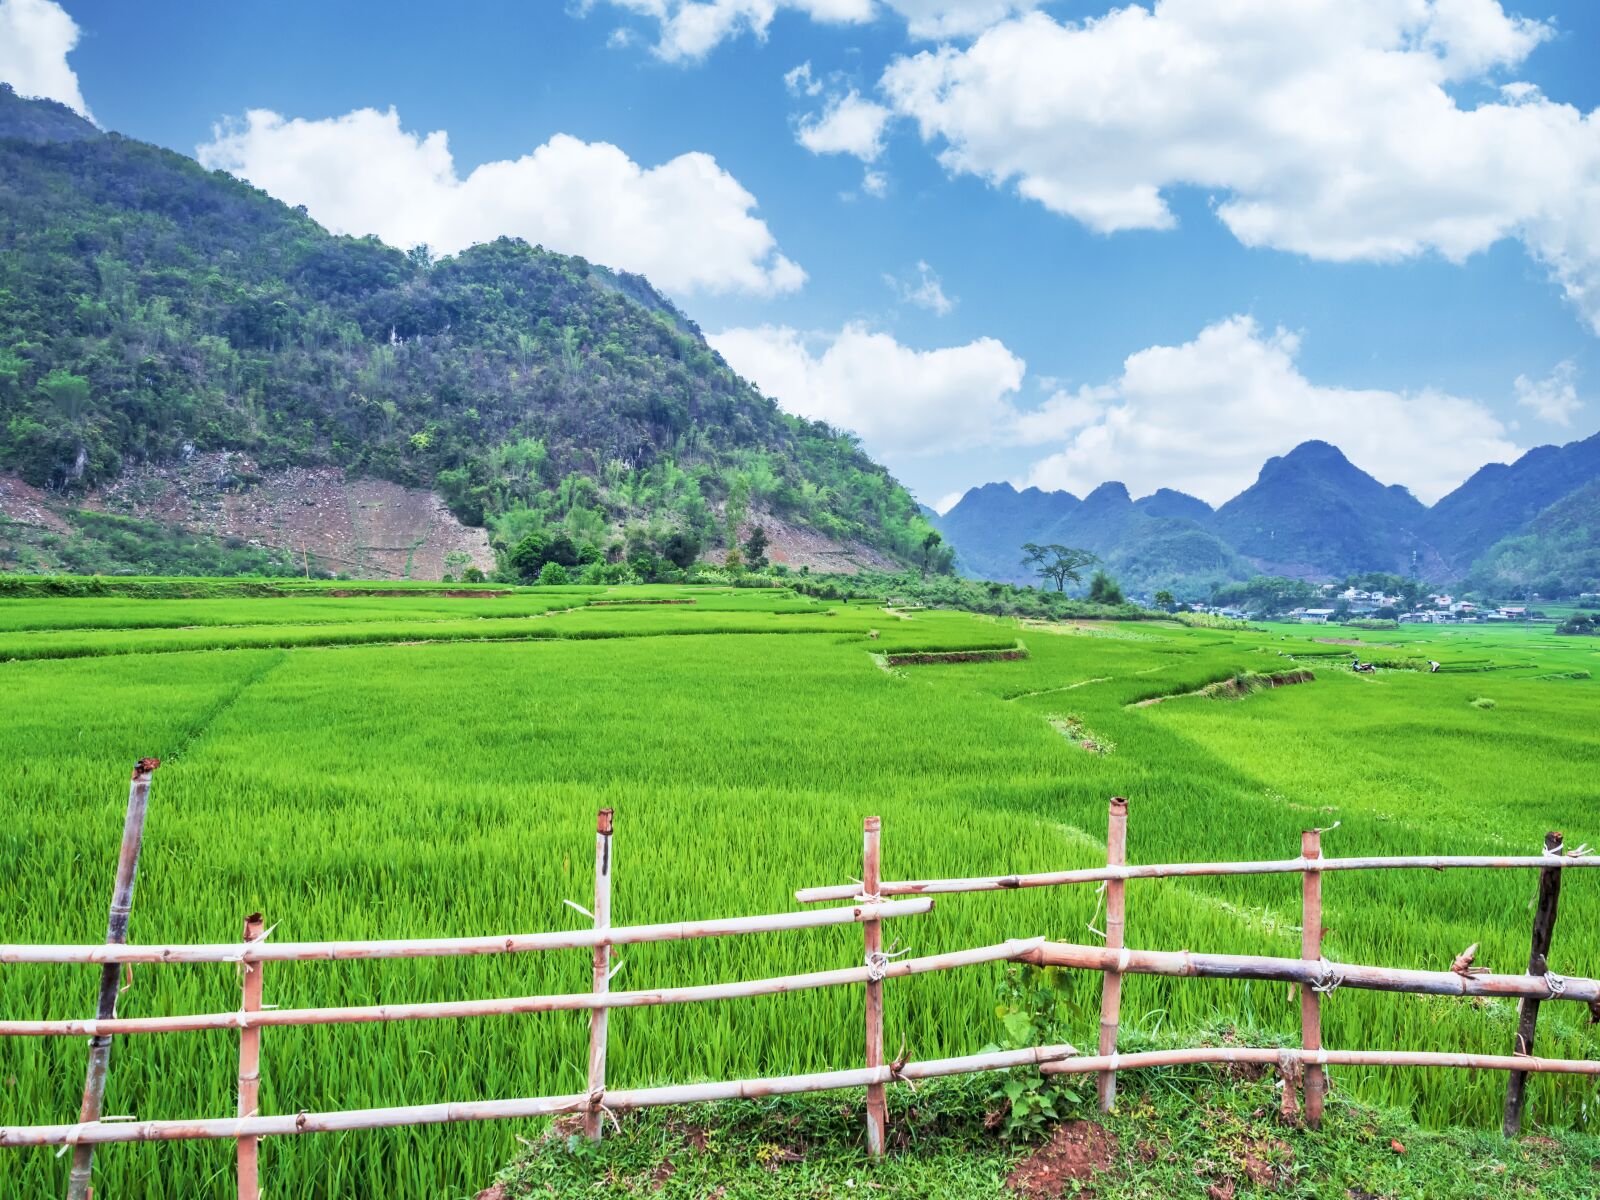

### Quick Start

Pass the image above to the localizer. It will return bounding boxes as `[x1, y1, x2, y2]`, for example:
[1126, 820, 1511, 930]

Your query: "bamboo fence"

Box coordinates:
[800, 797, 1598, 1133]
[7, 767, 1598, 1200]
[0, 771, 1058, 1198]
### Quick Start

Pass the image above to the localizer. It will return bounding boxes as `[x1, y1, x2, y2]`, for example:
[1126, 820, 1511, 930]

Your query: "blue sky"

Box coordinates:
[4, 0, 1599, 510]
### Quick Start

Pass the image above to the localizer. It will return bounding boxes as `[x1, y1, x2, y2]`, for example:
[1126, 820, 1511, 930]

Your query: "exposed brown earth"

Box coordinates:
[1006, 1119, 1117, 1198]
[731, 510, 900, 574]
[2, 461, 896, 580]
[1, 452, 495, 579]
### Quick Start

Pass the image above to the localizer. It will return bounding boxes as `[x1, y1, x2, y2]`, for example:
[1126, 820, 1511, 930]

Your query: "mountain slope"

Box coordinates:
[0, 85, 932, 573]
[1464, 477, 1600, 596]
[1425, 432, 1600, 571]
[1038, 482, 1244, 592]
[935, 481, 1079, 580]
[1211, 441, 1433, 577]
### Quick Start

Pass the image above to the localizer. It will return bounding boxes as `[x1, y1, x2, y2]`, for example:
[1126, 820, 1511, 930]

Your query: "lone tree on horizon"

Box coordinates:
[1021, 542, 1099, 591]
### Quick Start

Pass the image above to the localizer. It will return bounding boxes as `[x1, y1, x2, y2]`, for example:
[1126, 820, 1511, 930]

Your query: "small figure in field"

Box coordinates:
[1429, 660, 1441, 673]
[1351, 658, 1375, 673]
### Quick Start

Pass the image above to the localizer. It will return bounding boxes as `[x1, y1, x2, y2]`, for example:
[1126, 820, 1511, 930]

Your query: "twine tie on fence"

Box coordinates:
[1087, 880, 1109, 941]
[866, 942, 910, 982]
[586, 1088, 621, 1134]
[1311, 958, 1344, 994]
[1545, 971, 1568, 997]
[1564, 844, 1592, 859]
[1117, 947, 1132, 974]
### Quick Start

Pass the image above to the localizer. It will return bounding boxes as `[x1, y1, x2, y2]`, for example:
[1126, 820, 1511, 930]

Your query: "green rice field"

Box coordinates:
[0, 585, 1596, 1197]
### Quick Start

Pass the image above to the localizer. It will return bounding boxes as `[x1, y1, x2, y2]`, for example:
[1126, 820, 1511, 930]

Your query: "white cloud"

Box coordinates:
[587, 0, 1036, 59]
[1514, 360, 1583, 426]
[1021, 316, 1522, 505]
[932, 490, 965, 514]
[784, 61, 823, 97]
[796, 89, 892, 161]
[880, 0, 1043, 39]
[861, 168, 889, 197]
[0, 0, 90, 118]
[709, 323, 1025, 457]
[196, 107, 803, 297]
[595, 0, 873, 62]
[881, 2, 1600, 333]
[885, 260, 954, 314]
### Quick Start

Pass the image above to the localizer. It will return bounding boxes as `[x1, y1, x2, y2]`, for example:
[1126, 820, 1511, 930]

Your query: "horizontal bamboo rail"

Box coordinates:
[1019, 941, 1600, 1004]
[0, 1044, 1078, 1148]
[1039, 1046, 1600, 1078]
[796, 854, 1600, 904]
[0, 939, 1043, 1038]
[0, 899, 932, 965]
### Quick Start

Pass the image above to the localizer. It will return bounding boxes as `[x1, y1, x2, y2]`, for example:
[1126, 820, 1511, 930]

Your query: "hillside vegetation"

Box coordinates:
[0, 86, 934, 571]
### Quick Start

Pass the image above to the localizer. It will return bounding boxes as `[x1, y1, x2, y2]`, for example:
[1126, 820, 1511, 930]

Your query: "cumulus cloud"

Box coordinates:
[881, 1, 1600, 332]
[593, 0, 872, 62]
[587, 0, 1037, 59]
[196, 106, 803, 297]
[0, 0, 90, 118]
[880, 0, 1043, 39]
[884, 260, 954, 314]
[709, 324, 1025, 457]
[1021, 316, 1522, 505]
[1514, 361, 1583, 426]
[796, 89, 892, 161]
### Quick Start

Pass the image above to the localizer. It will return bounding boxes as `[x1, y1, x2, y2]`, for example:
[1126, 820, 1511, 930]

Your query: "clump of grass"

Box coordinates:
[1469, 697, 1497, 709]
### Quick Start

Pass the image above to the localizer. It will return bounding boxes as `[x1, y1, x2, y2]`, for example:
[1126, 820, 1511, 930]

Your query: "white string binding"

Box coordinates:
[865, 942, 911, 982]
[1311, 958, 1344, 994]
[1087, 880, 1109, 941]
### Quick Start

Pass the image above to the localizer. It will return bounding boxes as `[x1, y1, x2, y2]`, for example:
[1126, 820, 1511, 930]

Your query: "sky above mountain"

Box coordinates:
[4, 0, 1599, 509]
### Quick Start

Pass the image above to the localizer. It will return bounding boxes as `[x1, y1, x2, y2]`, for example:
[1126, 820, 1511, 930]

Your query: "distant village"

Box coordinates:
[1189, 586, 1594, 625]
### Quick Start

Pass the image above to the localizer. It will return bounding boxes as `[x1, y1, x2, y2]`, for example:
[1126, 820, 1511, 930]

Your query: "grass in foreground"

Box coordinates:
[483, 1068, 1600, 1199]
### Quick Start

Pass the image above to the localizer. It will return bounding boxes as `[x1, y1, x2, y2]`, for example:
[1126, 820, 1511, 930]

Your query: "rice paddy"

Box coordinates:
[0, 585, 1596, 1198]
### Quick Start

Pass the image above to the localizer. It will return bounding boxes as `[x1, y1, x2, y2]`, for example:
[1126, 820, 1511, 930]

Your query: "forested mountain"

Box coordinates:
[1425, 431, 1600, 570]
[935, 478, 1243, 592]
[1211, 441, 1432, 577]
[0, 86, 934, 574]
[935, 436, 1600, 597]
[1464, 477, 1600, 596]
[934, 481, 1080, 580]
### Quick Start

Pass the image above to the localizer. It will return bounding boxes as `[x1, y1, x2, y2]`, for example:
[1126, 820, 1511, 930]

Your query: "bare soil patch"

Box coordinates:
[883, 647, 1028, 666]
[1007, 1120, 1117, 1198]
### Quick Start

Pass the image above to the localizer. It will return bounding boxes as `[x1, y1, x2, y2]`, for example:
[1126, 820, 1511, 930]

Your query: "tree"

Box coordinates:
[537, 561, 570, 585]
[919, 530, 943, 579]
[1087, 570, 1124, 605]
[743, 525, 770, 570]
[1153, 589, 1175, 610]
[1021, 543, 1099, 592]
[662, 531, 702, 570]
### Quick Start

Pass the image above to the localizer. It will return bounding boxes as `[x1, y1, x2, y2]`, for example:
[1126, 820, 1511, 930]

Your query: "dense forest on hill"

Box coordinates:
[0, 87, 935, 568]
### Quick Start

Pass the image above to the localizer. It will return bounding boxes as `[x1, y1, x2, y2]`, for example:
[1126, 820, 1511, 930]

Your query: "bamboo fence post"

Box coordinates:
[862, 816, 887, 1157]
[1504, 830, 1565, 1137]
[237, 913, 265, 1200]
[1097, 797, 1129, 1112]
[584, 809, 614, 1141]
[67, 757, 158, 1200]
[1300, 828, 1325, 1128]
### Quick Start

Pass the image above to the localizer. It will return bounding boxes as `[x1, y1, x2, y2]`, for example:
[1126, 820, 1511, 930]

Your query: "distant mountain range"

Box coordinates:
[931, 434, 1600, 597]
